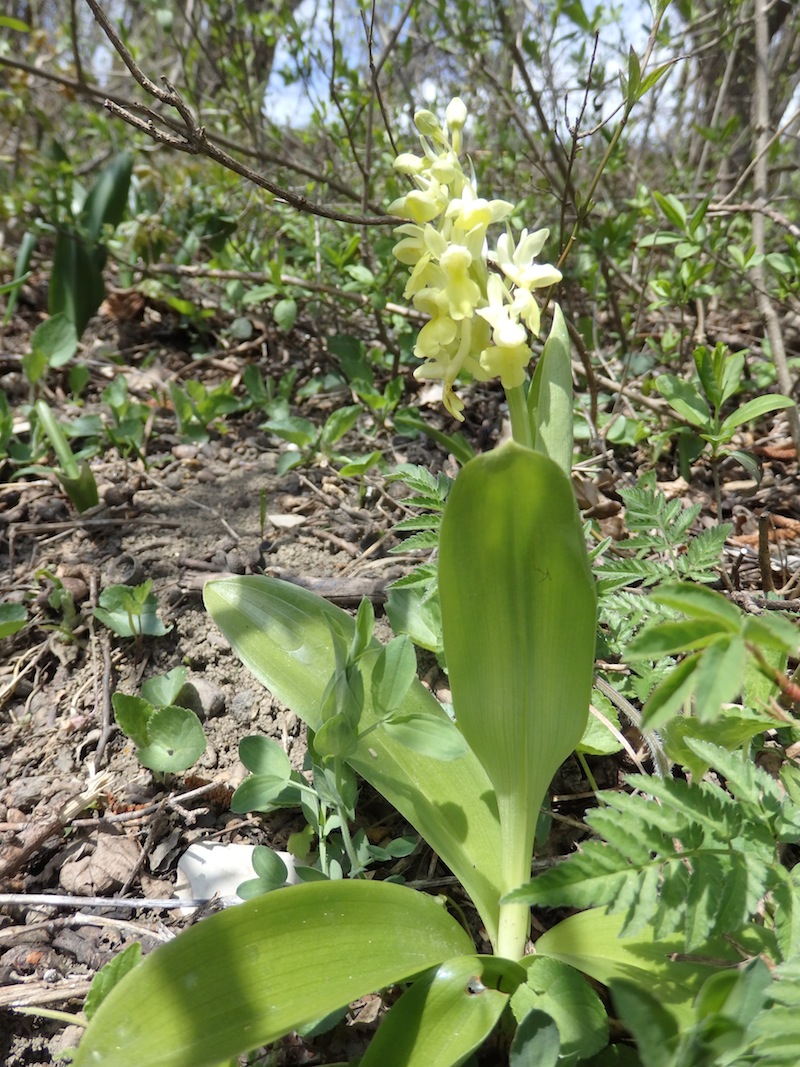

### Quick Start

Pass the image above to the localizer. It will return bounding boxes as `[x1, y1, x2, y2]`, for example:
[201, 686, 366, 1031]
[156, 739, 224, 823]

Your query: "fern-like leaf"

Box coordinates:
[509, 743, 800, 955]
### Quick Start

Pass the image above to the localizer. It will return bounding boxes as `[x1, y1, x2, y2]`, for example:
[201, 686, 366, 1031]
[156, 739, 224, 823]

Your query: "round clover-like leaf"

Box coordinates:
[137, 705, 206, 773]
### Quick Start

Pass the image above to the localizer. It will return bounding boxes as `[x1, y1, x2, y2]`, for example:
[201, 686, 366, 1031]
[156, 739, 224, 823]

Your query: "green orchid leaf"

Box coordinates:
[439, 442, 596, 958]
[81, 149, 134, 241]
[204, 575, 502, 947]
[360, 955, 523, 1067]
[57, 461, 100, 514]
[536, 909, 774, 1027]
[74, 880, 474, 1067]
[528, 303, 573, 475]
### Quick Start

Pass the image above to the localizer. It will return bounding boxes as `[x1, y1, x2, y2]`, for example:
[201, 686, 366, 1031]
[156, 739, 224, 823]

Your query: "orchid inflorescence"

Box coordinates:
[390, 98, 562, 419]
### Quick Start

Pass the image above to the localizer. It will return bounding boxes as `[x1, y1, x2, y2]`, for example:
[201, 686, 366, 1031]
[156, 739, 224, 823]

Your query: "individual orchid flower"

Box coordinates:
[446, 186, 514, 236]
[494, 229, 563, 292]
[403, 255, 443, 301]
[392, 223, 427, 265]
[444, 97, 468, 154]
[475, 275, 532, 388]
[413, 316, 490, 420]
[389, 182, 449, 224]
[437, 244, 482, 320]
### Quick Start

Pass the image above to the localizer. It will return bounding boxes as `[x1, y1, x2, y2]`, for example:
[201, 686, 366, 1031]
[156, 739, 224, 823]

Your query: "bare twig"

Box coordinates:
[0, 893, 205, 910]
[748, 0, 800, 455]
[81, 0, 400, 228]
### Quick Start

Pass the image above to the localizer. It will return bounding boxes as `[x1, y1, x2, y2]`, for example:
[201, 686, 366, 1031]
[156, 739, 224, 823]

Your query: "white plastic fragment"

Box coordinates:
[174, 842, 298, 911]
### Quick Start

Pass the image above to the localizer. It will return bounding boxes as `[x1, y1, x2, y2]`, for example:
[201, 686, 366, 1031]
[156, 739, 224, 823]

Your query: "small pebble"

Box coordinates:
[178, 676, 226, 720]
[172, 444, 199, 460]
[230, 690, 257, 724]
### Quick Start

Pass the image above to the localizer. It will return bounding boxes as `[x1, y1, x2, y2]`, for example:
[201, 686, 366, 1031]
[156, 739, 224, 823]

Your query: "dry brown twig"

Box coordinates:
[749, 0, 800, 457]
[81, 0, 400, 229]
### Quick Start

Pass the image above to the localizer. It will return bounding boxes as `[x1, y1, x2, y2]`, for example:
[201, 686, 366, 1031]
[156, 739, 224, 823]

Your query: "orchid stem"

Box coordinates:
[506, 383, 533, 450]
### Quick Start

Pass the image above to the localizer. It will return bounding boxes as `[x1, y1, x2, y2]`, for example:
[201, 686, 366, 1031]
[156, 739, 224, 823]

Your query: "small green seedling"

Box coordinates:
[34, 398, 98, 512]
[113, 666, 205, 777]
[236, 846, 292, 900]
[655, 342, 794, 509]
[35, 567, 82, 642]
[103, 377, 150, 461]
[168, 378, 242, 443]
[262, 398, 373, 474]
[94, 580, 171, 641]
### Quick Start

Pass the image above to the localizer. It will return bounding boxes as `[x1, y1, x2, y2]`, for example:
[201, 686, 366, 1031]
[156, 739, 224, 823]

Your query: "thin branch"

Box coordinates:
[0, 54, 385, 212]
[82, 0, 399, 227]
[749, 0, 800, 455]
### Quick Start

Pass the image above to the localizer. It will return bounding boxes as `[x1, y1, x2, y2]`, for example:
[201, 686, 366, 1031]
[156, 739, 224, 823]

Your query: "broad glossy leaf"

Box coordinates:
[204, 576, 502, 945]
[536, 909, 774, 1027]
[74, 880, 474, 1067]
[528, 303, 573, 475]
[81, 150, 133, 240]
[439, 443, 596, 954]
[360, 955, 524, 1067]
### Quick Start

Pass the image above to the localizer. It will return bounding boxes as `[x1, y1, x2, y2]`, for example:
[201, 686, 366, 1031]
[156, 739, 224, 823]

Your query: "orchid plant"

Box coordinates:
[73, 102, 748, 1067]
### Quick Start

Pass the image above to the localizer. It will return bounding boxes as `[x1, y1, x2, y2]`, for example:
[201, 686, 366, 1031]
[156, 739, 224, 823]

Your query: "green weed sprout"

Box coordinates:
[34, 399, 99, 513]
[73, 100, 748, 1067]
[655, 342, 794, 512]
[113, 668, 206, 779]
[94, 580, 171, 642]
